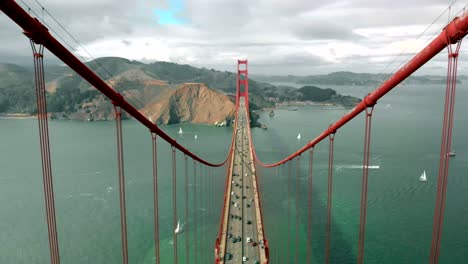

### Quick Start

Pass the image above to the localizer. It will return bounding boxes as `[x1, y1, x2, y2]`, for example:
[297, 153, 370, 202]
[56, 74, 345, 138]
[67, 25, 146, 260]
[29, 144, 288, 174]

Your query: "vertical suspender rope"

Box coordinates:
[198, 162, 202, 264]
[210, 167, 213, 261]
[357, 106, 374, 264]
[274, 164, 280, 264]
[287, 161, 292, 262]
[325, 133, 335, 264]
[203, 165, 207, 263]
[307, 148, 314, 264]
[172, 147, 178, 264]
[295, 155, 301, 264]
[208, 167, 211, 249]
[114, 105, 129, 264]
[151, 133, 160, 264]
[205, 166, 209, 263]
[210, 167, 214, 239]
[30, 41, 60, 264]
[207, 166, 210, 262]
[193, 160, 197, 264]
[184, 155, 189, 264]
[201, 165, 205, 264]
[282, 163, 286, 264]
[429, 39, 462, 264]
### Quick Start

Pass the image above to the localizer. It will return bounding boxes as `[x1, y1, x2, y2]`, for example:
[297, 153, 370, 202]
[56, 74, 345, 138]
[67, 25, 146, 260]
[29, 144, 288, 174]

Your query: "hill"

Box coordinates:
[141, 83, 235, 125]
[297, 86, 360, 107]
[252, 71, 462, 86]
[0, 57, 361, 125]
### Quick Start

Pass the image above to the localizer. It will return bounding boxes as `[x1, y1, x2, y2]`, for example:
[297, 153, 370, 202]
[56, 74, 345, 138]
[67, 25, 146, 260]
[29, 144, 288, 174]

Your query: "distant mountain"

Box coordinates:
[0, 63, 34, 113]
[252, 71, 463, 86]
[0, 57, 361, 125]
[297, 86, 360, 107]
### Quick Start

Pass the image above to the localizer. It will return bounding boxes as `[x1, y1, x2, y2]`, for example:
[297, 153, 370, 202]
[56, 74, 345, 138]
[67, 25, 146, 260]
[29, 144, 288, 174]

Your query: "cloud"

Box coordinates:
[121, 39, 132, 46]
[0, 0, 466, 75]
[292, 20, 362, 41]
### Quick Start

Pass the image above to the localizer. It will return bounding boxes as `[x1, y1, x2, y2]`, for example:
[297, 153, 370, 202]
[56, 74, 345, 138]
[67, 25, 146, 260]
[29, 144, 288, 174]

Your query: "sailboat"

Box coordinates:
[194, 134, 198, 140]
[178, 128, 183, 134]
[419, 170, 427, 182]
[297, 133, 301, 140]
[174, 219, 183, 235]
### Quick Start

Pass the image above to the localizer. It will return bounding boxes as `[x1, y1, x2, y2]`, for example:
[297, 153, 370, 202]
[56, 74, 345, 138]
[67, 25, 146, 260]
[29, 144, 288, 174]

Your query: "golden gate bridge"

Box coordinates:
[1, 0, 467, 263]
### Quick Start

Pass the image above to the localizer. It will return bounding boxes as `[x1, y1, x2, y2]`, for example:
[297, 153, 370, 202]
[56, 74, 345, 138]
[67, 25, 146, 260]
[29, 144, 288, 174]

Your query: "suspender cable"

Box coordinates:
[357, 106, 375, 264]
[199, 165, 203, 264]
[30, 41, 61, 264]
[203, 166, 209, 263]
[280, 161, 290, 263]
[114, 105, 129, 264]
[184, 155, 189, 264]
[208, 167, 211, 247]
[307, 148, 314, 264]
[287, 161, 292, 262]
[201, 165, 205, 264]
[207, 166, 211, 261]
[276, 165, 280, 264]
[151, 133, 160, 264]
[210, 167, 214, 237]
[198, 162, 202, 264]
[172, 147, 178, 264]
[33, 43, 55, 264]
[295, 155, 301, 264]
[193, 160, 197, 264]
[429, 39, 462, 264]
[325, 133, 335, 264]
[203, 165, 207, 263]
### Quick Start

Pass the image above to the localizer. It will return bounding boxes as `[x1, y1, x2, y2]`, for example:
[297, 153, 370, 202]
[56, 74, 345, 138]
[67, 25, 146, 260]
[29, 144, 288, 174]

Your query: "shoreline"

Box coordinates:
[0, 113, 36, 119]
[261, 101, 343, 111]
[0, 113, 237, 127]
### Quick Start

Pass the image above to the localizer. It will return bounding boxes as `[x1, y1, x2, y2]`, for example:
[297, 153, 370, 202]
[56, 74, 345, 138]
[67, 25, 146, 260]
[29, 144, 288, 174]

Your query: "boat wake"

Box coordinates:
[338, 165, 380, 170]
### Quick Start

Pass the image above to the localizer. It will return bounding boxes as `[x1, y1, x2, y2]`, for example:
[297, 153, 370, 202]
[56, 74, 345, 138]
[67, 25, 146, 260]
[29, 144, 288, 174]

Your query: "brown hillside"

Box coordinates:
[141, 83, 235, 125]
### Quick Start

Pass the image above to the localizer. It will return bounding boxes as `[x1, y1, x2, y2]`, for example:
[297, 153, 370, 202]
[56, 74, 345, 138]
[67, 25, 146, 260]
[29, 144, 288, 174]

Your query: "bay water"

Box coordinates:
[1, 83, 467, 263]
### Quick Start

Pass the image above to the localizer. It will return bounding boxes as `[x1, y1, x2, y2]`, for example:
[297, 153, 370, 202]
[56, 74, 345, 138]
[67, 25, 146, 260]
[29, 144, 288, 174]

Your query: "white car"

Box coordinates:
[243, 256, 248, 262]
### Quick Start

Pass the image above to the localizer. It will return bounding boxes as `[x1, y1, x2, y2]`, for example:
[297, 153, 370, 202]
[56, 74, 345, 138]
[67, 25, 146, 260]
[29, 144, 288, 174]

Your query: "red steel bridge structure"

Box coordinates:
[1, 0, 468, 263]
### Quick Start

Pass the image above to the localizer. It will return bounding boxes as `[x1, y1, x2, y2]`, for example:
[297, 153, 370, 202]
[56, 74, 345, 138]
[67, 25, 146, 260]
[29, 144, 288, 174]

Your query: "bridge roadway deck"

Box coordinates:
[217, 100, 267, 263]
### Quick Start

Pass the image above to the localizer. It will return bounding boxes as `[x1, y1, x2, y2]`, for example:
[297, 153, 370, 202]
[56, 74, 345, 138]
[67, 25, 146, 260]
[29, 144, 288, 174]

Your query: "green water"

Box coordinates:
[1, 83, 467, 263]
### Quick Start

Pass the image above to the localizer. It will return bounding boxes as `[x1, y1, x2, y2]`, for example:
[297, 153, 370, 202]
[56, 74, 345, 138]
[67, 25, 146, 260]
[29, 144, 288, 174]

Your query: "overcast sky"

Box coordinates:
[1, 0, 467, 75]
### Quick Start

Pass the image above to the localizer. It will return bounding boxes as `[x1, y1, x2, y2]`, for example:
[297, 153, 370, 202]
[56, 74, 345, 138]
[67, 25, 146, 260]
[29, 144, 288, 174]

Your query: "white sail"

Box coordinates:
[194, 134, 198, 140]
[419, 170, 427, 182]
[297, 133, 301, 140]
[178, 128, 183, 134]
[174, 220, 182, 234]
